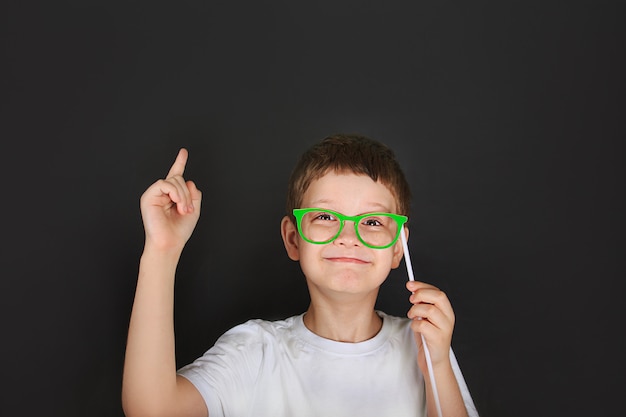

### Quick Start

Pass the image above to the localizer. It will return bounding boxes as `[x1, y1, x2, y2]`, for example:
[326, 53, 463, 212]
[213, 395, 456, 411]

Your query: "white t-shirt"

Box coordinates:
[178, 311, 479, 417]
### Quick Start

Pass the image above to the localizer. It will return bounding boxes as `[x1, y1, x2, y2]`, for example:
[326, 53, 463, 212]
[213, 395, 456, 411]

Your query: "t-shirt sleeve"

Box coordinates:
[177, 321, 267, 417]
[449, 348, 480, 417]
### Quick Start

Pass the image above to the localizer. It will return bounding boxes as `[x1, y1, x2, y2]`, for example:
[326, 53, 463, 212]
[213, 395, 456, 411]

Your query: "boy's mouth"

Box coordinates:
[324, 256, 370, 264]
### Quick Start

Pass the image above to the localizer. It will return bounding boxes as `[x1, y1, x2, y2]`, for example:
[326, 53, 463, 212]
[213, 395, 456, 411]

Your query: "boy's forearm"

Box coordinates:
[122, 246, 182, 415]
[425, 361, 469, 417]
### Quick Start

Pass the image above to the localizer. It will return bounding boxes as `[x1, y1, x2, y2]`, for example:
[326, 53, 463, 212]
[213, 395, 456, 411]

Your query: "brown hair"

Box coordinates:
[286, 134, 411, 218]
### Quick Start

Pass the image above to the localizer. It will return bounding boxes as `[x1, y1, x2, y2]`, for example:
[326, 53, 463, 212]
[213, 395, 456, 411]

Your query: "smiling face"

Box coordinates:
[281, 170, 406, 301]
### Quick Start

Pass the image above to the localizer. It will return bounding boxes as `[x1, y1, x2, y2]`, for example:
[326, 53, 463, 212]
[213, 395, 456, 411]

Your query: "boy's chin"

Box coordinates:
[306, 272, 387, 296]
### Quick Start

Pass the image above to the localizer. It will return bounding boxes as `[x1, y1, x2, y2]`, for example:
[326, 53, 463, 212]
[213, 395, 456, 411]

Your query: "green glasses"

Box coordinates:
[293, 208, 408, 249]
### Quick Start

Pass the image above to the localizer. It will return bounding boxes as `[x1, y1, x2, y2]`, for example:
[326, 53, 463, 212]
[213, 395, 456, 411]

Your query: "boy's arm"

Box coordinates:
[122, 149, 208, 417]
[406, 280, 470, 417]
[423, 357, 468, 417]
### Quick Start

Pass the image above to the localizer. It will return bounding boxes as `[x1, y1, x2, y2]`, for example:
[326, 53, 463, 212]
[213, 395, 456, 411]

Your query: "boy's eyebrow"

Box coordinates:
[307, 199, 394, 213]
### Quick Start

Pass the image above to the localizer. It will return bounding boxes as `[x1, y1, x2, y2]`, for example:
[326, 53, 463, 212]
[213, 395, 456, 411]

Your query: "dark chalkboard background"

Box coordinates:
[2, 1, 624, 416]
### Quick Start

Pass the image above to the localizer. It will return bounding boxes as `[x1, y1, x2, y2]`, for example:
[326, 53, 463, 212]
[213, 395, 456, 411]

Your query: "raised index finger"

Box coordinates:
[166, 148, 189, 178]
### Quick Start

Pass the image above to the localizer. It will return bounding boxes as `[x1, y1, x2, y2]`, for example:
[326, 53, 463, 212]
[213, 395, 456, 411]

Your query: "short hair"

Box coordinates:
[286, 134, 411, 218]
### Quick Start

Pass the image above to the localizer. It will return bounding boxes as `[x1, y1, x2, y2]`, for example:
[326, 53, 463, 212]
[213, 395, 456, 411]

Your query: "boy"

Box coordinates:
[122, 134, 479, 417]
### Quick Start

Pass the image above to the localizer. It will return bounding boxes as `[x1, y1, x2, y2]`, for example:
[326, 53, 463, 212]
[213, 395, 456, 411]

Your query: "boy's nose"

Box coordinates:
[334, 221, 360, 246]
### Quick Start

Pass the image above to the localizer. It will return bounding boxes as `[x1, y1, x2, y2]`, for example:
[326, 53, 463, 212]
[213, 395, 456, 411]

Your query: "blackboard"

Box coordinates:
[2, 1, 624, 416]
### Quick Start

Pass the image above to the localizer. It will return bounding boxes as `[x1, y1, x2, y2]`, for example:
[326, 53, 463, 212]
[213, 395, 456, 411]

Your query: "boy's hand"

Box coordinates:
[139, 148, 202, 253]
[406, 280, 455, 372]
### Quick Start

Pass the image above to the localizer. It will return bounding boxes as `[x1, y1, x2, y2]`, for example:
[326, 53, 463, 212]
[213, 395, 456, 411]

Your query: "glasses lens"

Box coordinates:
[300, 211, 341, 243]
[357, 214, 399, 248]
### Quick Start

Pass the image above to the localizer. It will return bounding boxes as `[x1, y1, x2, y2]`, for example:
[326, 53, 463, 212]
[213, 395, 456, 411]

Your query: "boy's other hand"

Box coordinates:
[406, 280, 455, 371]
[139, 148, 202, 253]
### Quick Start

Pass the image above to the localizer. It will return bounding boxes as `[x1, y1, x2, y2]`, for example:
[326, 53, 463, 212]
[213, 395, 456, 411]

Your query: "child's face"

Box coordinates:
[281, 171, 405, 299]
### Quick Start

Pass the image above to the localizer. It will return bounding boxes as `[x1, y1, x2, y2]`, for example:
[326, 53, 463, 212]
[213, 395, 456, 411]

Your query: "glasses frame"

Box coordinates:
[292, 208, 408, 249]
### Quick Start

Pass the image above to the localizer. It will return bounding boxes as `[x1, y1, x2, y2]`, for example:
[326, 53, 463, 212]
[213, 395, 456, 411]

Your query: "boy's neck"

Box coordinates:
[303, 300, 383, 343]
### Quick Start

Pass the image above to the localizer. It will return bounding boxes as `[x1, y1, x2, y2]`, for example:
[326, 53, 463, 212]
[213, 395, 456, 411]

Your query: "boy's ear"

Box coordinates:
[391, 226, 408, 269]
[281, 216, 300, 261]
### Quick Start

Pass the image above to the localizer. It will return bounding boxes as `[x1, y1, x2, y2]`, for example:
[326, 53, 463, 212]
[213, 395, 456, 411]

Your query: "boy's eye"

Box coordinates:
[314, 212, 336, 221]
[362, 218, 383, 227]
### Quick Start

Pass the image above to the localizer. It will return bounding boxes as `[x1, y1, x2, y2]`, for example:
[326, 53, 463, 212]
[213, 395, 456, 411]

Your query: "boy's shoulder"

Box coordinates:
[377, 310, 414, 336]
[218, 314, 303, 342]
